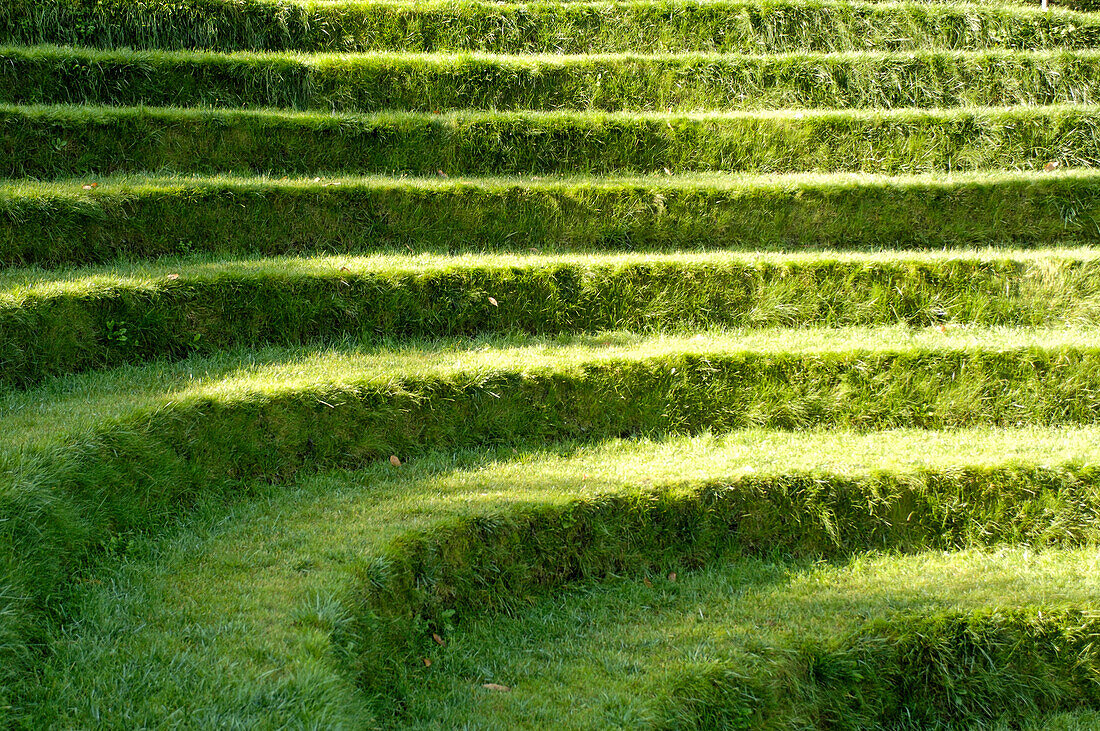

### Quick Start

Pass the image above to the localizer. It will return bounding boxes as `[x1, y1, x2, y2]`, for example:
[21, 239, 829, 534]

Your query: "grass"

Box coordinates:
[399, 552, 1100, 728]
[4, 248, 1100, 386]
[10, 102, 1100, 178]
[7, 430, 1100, 727]
[8, 170, 1100, 266]
[4, 0, 1098, 54]
[6, 325, 1100, 719]
[12, 46, 1100, 112]
[5, 0, 1100, 720]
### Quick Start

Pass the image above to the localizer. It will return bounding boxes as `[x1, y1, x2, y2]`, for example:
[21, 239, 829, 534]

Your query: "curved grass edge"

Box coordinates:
[5, 343, 1100, 710]
[335, 467, 1100, 716]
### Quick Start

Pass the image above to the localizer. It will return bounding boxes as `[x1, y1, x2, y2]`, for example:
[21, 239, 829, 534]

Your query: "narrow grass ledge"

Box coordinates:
[3, 0, 1096, 54]
[10, 103, 1100, 177]
[11, 46, 1100, 112]
[336, 468, 1100, 722]
[5, 172, 1100, 267]
[4, 250, 1100, 387]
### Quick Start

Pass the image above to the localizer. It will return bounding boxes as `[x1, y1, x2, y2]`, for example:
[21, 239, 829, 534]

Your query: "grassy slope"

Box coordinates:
[12, 430, 1100, 728]
[11, 46, 1100, 112]
[10, 103, 1100, 177]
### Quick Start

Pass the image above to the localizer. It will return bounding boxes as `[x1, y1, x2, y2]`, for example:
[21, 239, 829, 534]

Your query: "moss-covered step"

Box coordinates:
[4, 0, 1097, 54]
[7, 104, 1100, 177]
[4, 249, 1100, 387]
[12, 430, 1100, 726]
[10, 46, 1100, 112]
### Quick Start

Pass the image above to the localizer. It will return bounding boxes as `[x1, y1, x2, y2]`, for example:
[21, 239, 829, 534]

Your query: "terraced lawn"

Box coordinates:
[4, 0, 1100, 726]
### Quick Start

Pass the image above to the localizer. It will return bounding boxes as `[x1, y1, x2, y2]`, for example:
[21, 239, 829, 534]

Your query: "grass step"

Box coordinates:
[6, 103, 1100, 178]
[5, 325, 1100, 695]
[12, 430, 1100, 725]
[400, 561, 1100, 727]
[6, 172, 1100, 267]
[5, 0, 1097, 54]
[4, 250, 1100, 387]
[13, 46, 1100, 113]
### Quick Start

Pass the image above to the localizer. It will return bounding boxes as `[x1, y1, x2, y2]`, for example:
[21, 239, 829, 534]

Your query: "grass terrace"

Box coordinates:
[3, 0, 1100, 726]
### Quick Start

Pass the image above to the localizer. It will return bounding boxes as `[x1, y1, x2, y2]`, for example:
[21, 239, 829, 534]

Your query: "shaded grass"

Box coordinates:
[8, 103, 1100, 177]
[11, 431, 1100, 726]
[12, 46, 1100, 112]
[4, 0, 1097, 54]
[5, 249, 1100, 386]
[400, 554, 1100, 729]
[7, 171, 1100, 267]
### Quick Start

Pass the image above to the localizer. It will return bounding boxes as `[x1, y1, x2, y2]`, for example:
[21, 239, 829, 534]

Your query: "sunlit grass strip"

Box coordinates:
[11, 46, 1100, 112]
[7, 103, 1100, 177]
[3, 0, 1096, 54]
[336, 470, 1100, 707]
[4, 251, 1100, 387]
[4, 172, 1100, 266]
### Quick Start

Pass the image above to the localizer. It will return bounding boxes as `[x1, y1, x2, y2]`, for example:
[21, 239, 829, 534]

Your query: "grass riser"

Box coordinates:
[10, 105, 1100, 177]
[7, 257, 1100, 387]
[4, 0, 1098, 54]
[336, 471, 1100, 720]
[665, 608, 1100, 729]
[12, 47, 1100, 113]
[5, 175, 1100, 267]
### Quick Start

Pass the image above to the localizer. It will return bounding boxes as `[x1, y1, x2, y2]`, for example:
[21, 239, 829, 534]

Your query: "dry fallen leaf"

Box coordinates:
[432, 633, 446, 647]
[1044, 161, 1061, 172]
[938, 324, 948, 333]
[437, 170, 448, 178]
[482, 683, 511, 692]
[488, 296, 499, 307]
[663, 167, 672, 176]
[390, 455, 402, 467]
[423, 658, 432, 667]
[643, 577, 654, 588]
[668, 572, 677, 582]
[166, 273, 180, 280]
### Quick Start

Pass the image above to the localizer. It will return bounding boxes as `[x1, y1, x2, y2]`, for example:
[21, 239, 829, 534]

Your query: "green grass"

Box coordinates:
[6, 326, 1100, 717]
[12, 46, 1100, 112]
[5, 248, 1100, 386]
[9, 103, 1100, 178]
[400, 554, 1100, 728]
[9, 430, 1100, 727]
[8, 171, 1100, 267]
[4, 0, 1097, 54]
